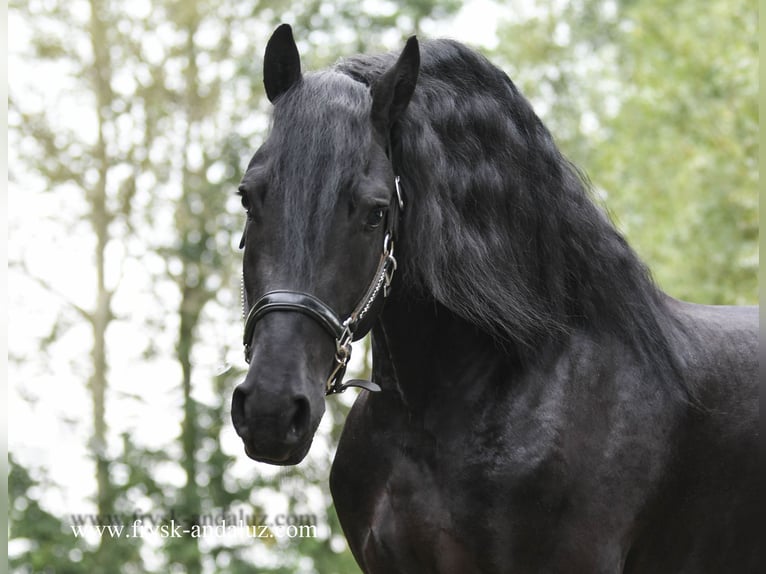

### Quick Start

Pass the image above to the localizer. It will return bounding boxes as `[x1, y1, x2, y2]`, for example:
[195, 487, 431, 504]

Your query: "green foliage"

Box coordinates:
[599, 0, 757, 304]
[496, 0, 758, 304]
[9, 455, 144, 573]
[9, 455, 79, 572]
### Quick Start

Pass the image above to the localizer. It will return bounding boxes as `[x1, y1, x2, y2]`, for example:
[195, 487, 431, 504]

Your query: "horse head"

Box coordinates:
[231, 24, 419, 464]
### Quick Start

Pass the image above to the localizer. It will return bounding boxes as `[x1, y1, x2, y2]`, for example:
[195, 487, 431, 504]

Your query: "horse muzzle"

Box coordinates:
[231, 381, 318, 464]
[231, 313, 329, 464]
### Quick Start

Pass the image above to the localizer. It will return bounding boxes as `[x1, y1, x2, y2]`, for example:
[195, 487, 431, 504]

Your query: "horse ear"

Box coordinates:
[263, 24, 302, 103]
[371, 36, 420, 140]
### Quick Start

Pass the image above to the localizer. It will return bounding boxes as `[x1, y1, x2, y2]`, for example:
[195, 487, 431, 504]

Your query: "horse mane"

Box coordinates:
[336, 40, 686, 381]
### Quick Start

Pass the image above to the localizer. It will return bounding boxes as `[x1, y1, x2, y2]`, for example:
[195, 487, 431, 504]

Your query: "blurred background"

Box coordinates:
[7, 0, 757, 572]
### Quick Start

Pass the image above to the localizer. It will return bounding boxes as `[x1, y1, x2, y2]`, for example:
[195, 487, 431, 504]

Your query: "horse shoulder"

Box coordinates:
[620, 300, 760, 572]
[670, 299, 758, 415]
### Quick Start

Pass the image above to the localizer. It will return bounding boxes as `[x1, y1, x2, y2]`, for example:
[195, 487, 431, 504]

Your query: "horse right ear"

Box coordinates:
[371, 36, 420, 140]
[263, 24, 302, 103]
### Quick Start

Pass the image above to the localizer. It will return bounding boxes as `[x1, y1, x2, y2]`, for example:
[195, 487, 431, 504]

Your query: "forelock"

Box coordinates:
[266, 72, 373, 277]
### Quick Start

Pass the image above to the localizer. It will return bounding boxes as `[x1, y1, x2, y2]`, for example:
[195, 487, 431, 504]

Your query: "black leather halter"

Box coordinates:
[242, 177, 404, 395]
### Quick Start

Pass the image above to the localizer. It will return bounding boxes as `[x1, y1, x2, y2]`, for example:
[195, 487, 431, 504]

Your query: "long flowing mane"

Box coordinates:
[336, 40, 686, 383]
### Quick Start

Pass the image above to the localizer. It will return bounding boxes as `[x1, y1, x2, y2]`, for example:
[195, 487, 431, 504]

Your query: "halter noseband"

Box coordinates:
[242, 176, 403, 395]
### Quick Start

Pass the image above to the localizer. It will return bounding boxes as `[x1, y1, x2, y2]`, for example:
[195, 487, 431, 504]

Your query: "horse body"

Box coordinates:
[234, 26, 759, 573]
[331, 298, 758, 573]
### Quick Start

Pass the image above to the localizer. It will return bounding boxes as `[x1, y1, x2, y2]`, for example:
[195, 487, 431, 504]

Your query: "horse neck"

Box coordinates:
[372, 291, 527, 412]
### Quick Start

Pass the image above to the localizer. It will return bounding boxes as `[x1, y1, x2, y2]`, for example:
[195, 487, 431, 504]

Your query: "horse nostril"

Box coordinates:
[231, 385, 249, 437]
[289, 397, 310, 438]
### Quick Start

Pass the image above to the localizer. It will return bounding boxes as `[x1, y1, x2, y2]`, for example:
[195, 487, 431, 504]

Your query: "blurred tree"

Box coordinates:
[287, 0, 461, 63]
[595, 0, 757, 304]
[494, 0, 757, 304]
[156, 1, 239, 570]
[8, 0, 150, 569]
[9, 454, 110, 573]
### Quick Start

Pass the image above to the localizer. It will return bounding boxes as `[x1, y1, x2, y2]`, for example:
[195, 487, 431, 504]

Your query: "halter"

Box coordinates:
[242, 176, 404, 395]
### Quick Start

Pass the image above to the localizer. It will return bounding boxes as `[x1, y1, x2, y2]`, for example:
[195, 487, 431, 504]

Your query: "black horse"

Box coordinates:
[231, 25, 759, 573]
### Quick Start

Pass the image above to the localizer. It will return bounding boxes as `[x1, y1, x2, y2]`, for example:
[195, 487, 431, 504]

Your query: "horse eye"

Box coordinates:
[238, 184, 251, 211]
[240, 194, 255, 221]
[366, 207, 386, 228]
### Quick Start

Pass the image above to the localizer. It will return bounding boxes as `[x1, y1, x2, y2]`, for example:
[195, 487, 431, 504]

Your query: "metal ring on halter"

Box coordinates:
[394, 176, 405, 211]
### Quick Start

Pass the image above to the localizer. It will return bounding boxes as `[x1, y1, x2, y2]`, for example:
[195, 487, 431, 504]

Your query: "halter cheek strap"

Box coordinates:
[242, 177, 403, 395]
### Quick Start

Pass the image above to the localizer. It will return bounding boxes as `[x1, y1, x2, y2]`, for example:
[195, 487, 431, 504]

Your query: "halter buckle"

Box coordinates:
[384, 255, 397, 298]
[326, 321, 353, 394]
[326, 360, 349, 394]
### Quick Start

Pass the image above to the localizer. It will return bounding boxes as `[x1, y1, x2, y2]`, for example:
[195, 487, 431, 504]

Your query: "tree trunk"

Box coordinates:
[88, 0, 116, 564]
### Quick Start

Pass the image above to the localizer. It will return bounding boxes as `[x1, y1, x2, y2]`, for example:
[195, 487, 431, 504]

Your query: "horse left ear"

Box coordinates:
[371, 36, 420, 139]
[264, 24, 302, 103]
